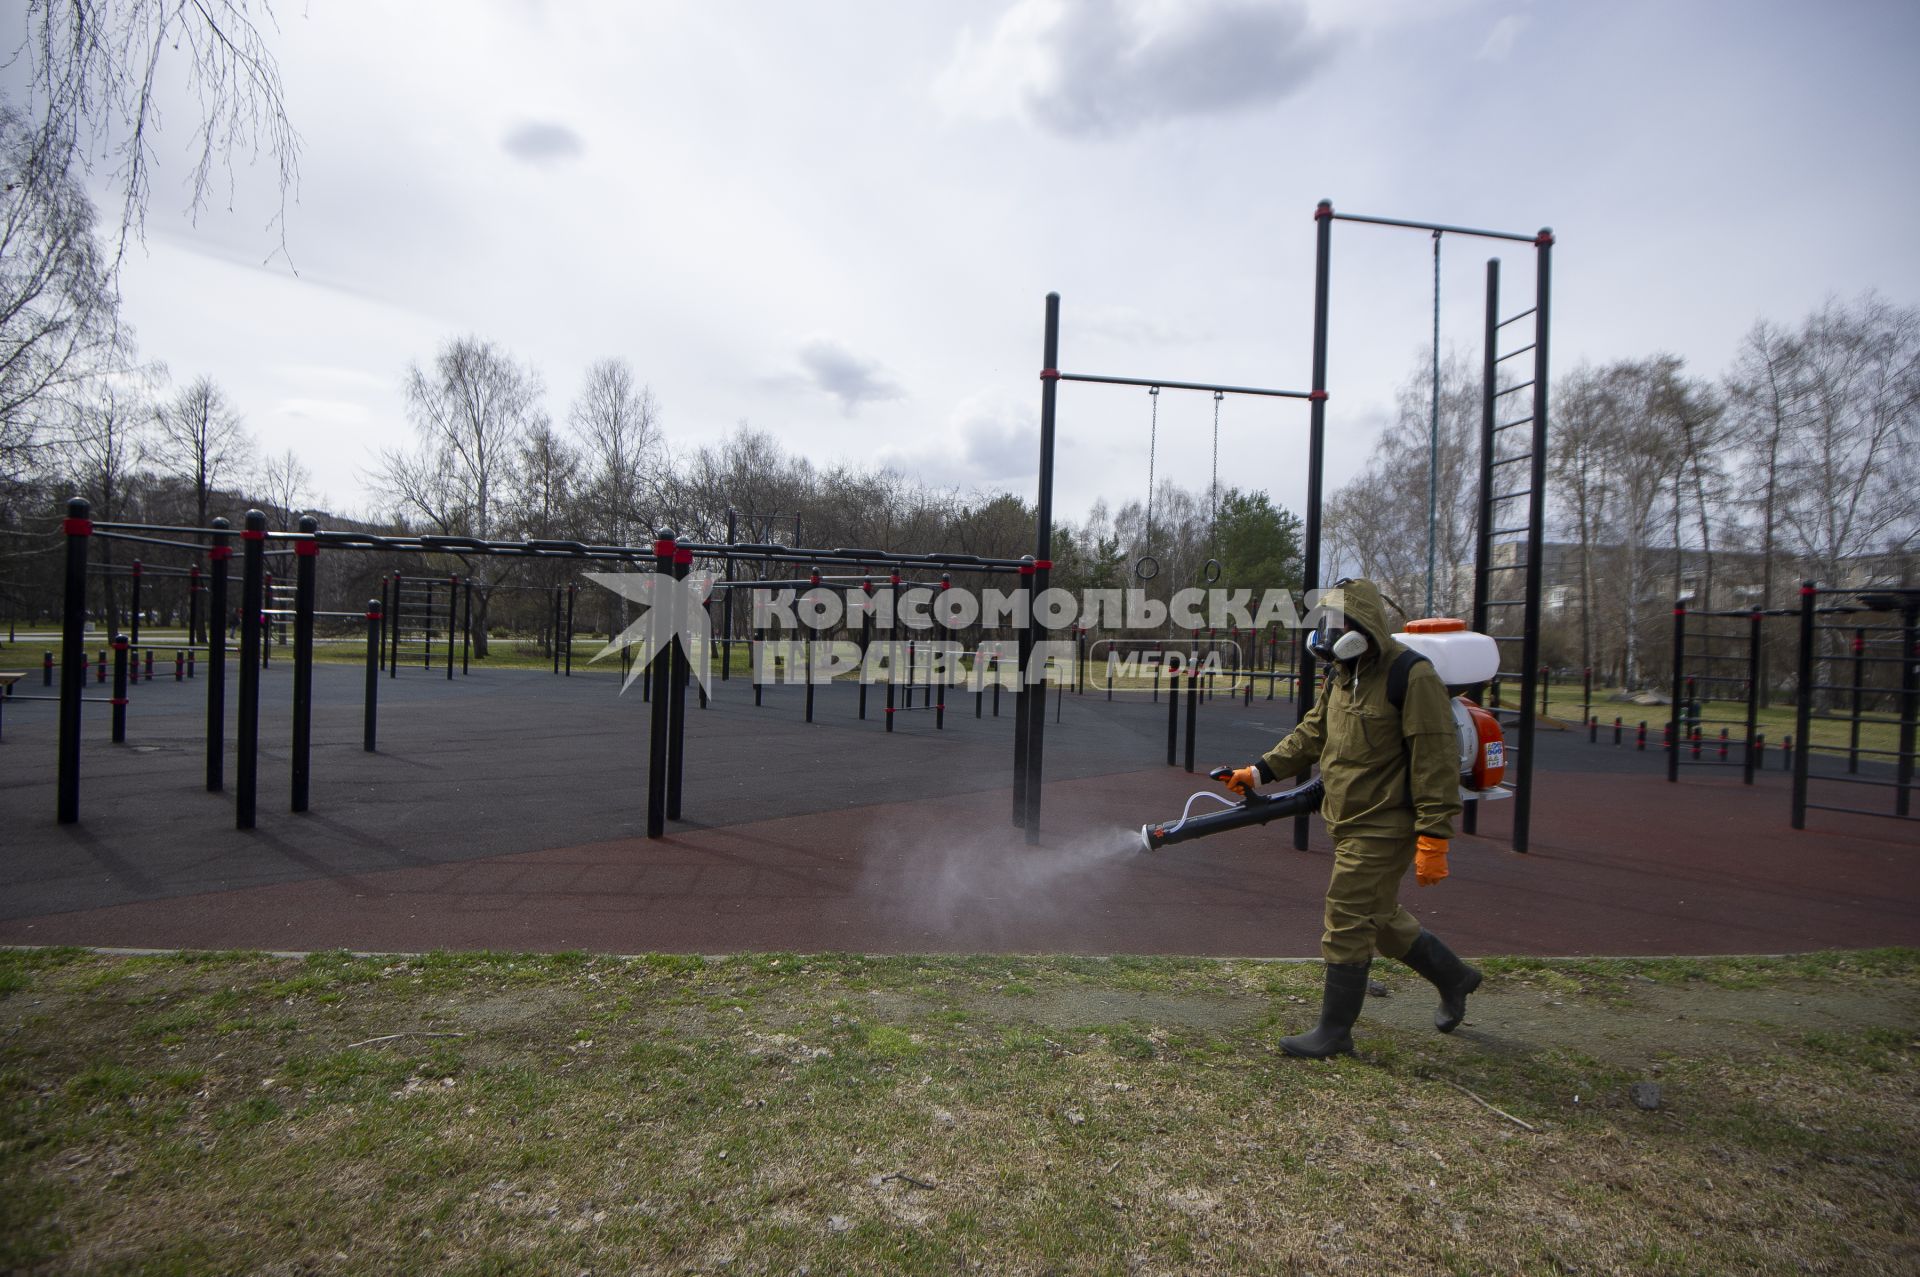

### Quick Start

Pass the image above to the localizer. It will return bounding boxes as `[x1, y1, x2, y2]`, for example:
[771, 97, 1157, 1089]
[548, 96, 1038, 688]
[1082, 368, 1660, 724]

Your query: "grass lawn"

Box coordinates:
[3, 947, 1916, 1275]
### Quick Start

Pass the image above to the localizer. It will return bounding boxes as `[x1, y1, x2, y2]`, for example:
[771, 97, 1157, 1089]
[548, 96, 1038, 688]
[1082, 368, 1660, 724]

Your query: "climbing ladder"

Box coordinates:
[1467, 238, 1554, 852]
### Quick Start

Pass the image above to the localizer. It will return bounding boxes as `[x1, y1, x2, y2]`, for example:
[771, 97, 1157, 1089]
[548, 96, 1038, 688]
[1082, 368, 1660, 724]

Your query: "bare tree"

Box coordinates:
[61, 375, 147, 629]
[0, 106, 124, 484]
[378, 335, 540, 656]
[570, 358, 663, 547]
[154, 375, 248, 527]
[14, 0, 301, 259]
[256, 446, 308, 529]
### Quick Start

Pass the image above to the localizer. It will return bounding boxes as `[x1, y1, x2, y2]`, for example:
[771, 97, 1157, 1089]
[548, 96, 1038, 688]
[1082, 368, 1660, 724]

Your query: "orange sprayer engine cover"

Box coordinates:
[1457, 696, 1506, 792]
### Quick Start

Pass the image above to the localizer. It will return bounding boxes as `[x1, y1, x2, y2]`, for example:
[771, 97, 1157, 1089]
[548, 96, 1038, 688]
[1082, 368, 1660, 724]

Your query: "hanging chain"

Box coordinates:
[1145, 385, 1159, 546]
[1210, 389, 1223, 551]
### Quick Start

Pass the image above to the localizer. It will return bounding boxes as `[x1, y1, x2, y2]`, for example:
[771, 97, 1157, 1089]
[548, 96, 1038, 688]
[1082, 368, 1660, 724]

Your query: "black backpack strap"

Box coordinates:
[1387, 649, 1429, 711]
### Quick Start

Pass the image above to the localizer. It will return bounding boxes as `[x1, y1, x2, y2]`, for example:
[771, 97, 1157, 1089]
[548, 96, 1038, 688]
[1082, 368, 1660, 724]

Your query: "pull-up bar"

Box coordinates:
[1043, 370, 1316, 400]
[1329, 210, 1549, 245]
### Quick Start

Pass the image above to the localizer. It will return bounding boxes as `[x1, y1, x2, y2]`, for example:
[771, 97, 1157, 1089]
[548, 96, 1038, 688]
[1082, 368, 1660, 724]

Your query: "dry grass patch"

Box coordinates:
[2, 947, 1916, 1275]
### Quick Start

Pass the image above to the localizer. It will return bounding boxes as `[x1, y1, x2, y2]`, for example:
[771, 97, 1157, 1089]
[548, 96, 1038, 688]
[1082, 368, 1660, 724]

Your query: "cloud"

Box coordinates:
[1477, 13, 1530, 61]
[881, 391, 1035, 487]
[501, 120, 586, 165]
[794, 337, 906, 414]
[937, 0, 1338, 139]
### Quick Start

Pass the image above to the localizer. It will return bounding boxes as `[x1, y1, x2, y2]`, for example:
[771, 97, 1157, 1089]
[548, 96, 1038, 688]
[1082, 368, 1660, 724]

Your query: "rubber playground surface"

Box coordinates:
[2, 660, 1915, 958]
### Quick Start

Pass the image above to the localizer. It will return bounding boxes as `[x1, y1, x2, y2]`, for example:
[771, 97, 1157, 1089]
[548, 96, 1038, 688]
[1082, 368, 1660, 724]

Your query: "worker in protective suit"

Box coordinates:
[1220, 577, 1481, 1058]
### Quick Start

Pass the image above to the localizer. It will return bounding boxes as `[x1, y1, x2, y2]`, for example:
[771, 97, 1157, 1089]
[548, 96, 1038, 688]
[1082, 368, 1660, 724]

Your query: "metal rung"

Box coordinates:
[1491, 454, 1532, 468]
[1487, 633, 1527, 641]
[1495, 343, 1536, 363]
[1497, 308, 1537, 330]
[1482, 598, 1525, 606]
[1490, 526, 1530, 536]
[1495, 416, 1534, 431]
[1490, 489, 1532, 502]
[1488, 562, 1529, 571]
[1493, 379, 1536, 398]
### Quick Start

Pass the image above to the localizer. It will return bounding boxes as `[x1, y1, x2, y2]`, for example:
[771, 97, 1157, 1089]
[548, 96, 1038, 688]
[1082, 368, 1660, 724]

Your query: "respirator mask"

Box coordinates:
[1307, 625, 1369, 664]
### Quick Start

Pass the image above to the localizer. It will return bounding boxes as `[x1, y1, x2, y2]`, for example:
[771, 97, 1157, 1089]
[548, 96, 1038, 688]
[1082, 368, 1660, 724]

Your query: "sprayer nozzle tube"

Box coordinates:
[1141, 779, 1325, 852]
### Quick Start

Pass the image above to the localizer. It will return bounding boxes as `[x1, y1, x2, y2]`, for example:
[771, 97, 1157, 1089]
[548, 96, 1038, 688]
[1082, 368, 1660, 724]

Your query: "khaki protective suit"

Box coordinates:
[1260, 580, 1462, 964]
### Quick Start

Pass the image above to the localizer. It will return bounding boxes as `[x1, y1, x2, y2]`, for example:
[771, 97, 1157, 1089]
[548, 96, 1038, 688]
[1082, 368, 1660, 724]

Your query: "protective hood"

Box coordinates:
[1319, 577, 1395, 665]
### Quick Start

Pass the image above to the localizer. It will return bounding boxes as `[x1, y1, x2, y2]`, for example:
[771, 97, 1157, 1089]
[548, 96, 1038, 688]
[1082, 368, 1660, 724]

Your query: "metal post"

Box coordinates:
[1297, 201, 1334, 851]
[1668, 602, 1685, 783]
[110, 634, 128, 743]
[291, 516, 318, 813]
[1791, 583, 1814, 829]
[1510, 228, 1554, 854]
[365, 598, 382, 752]
[860, 583, 873, 720]
[462, 577, 472, 675]
[446, 574, 457, 680]
[722, 507, 737, 681]
[1848, 626, 1865, 773]
[207, 518, 230, 792]
[56, 498, 91, 823]
[1744, 612, 1762, 785]
[1183, 667, 1199, 773]
[667, 546, 692, 821]
[1166, 655, 1181, 767]
[565, 584, 576, 675]
[388, 574, 399, 677]
[552, 586, 562, 675]
[236, 510, 267, 830]
[1898, 602, 1917, 818]
[130, 560, 143, 647]
[1022, 292, 1062, 844]
[262, 573, 273, 670]
[804, 572, 818, 724]
[646, 531, 675, 838]
[936, 575, 949, 730]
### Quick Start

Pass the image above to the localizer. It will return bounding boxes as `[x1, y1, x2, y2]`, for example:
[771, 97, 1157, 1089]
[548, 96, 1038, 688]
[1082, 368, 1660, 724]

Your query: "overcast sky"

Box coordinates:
[36, 0, 1920, 530]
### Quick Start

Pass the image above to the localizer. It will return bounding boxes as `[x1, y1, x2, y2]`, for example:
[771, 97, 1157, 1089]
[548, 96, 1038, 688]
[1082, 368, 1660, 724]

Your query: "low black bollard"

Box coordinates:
[1637, 721, 1647, 751]
[44, 650, 53, 686]
[1719, 727, 1729, 760]
[1782, 734, 1794, 772]
[1183, 668, 1199, 774]
[1589, 715, 1598, 743]
[175, 650, 184, 681]
[96, 649, 106, 684]
[1613, 716, 1622, 746]
[110, 635, 128, 743]
[144, 649, 154, 681]
[364, 598, 382, 753]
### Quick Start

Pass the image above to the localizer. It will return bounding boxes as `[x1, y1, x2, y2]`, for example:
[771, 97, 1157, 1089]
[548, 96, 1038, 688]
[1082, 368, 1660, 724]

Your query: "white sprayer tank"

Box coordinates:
[1390, 620, 1500, 693]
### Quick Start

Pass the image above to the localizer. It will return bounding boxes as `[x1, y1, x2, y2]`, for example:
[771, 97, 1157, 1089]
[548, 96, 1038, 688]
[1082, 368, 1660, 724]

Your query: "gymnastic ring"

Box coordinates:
[1134, 555, 1160, 581]
[1202, 558, 1223, 584]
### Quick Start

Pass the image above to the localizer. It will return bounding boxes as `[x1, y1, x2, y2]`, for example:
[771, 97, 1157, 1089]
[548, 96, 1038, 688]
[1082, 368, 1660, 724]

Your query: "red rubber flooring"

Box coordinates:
[4, 762, 1914, 958]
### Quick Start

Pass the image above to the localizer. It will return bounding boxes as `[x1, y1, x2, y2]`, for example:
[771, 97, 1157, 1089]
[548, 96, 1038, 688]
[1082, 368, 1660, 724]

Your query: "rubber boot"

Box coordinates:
[1280, 960, 1371, 1059]
[1400, 930, 1482, 1033]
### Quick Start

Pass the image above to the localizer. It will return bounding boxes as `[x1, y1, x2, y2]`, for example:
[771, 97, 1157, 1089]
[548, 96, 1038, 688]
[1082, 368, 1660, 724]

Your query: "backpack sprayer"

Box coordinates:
[1139, 619, 1509, 853]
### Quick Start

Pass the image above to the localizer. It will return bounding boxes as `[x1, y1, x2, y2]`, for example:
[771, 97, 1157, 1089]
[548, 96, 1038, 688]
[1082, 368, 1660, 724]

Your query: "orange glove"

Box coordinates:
[1218, 766, 1260, 797]
[1415, 835, 1449, 886]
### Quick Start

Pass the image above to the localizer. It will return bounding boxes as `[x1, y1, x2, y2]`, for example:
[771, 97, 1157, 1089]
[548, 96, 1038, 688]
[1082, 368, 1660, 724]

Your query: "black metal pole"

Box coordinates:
[1011, 562, 1032, 822]
[129, 561, 142, 648]
[1183, 667, 1199, 773]
[388, 574, 399, 677]
[189, 563, 202, 646]
[1166, 655, 1181, 767]
[667, 545, 691, 821]
[291, 516, 318, 813]
[110, 633, 128, 743]
[1297, 201, 1334, 851]
[646, 531, 675, 838]
[722, 507, 736, 681]
[1668, 602, 1685, 783]
[887, 575, 900, 733]
[56, 498, 91, 823]
[207, 518, 230, 792]
[1022, 292, 1062, 843]
[365, 597, 382, 752]
[1744, 612, 1762, 785]
[462, 577, 472, 676]
[445, 574, 456, 681]
[1510, 228, 1553, 853]
[236, 509, 267, 830]
[565, 584, 576, 675]
[936, 575, 950, 731]
[553, 585, 562, 675]
[1791, 582, 1814, 830]
[859, 583, 873, 720]
[1898, 602, 1917, 819]
[804, 572, 818, 724]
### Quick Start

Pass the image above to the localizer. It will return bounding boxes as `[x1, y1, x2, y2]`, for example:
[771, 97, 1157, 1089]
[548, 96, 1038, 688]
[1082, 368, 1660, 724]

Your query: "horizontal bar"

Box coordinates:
[1480, 598, 1525, 607]
[1496, 416, 1535, 431]
[1489, 526, 1531, 536]
[1328, 211, 1540, 243]
[1490, 453, 1532, 468]
[1496, 307, 1537, 329]
[1803, 773, 1916, 791]
[90, 520, 229, 537]
[1054, 371, 1313, 400]
[1489, 489, 1532, 503]
[1676, 760, 1746, 768]
[1485, 633, 1527, 641]
[1805, 744, 1915, 760]
[91, 530, 213, 553]
[1803, 803, 1918, 822]
[1495, 344, 1536, 364]
[1805, 712, 1919, 728]
[1492, 380, 1535, 398]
